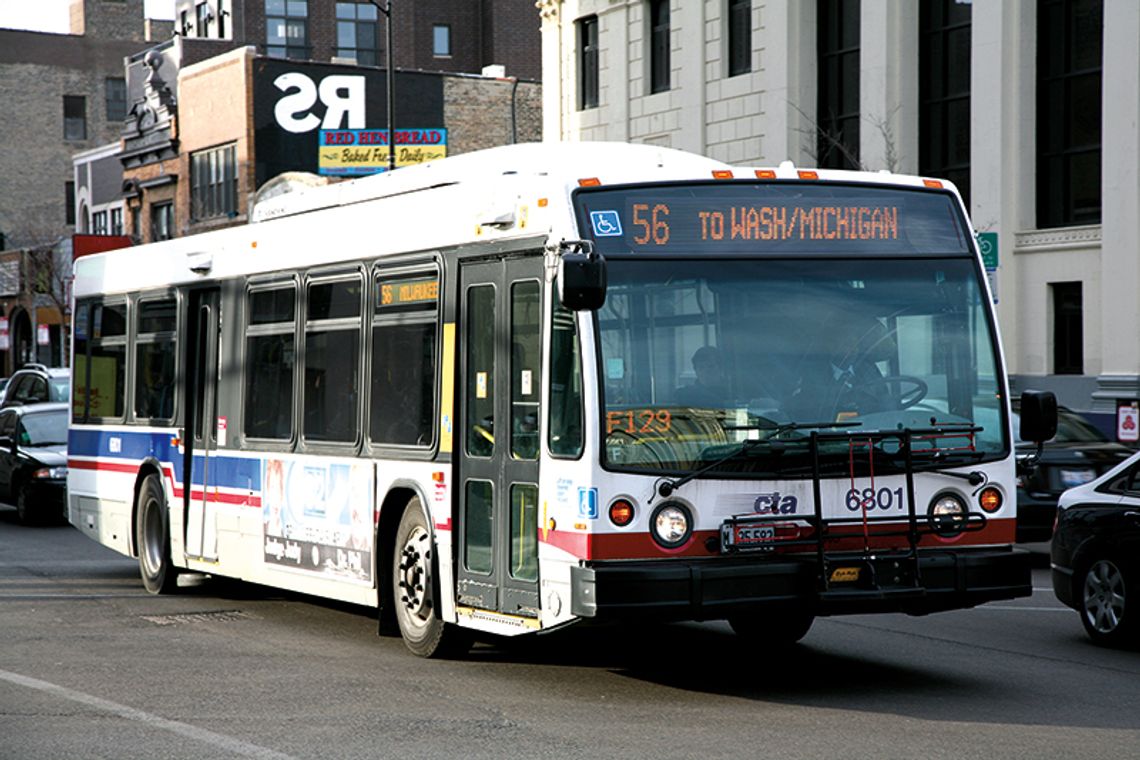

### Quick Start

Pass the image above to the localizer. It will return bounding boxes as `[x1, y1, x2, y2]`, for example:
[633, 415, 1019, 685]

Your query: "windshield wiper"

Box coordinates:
[656, 420, 862, 498]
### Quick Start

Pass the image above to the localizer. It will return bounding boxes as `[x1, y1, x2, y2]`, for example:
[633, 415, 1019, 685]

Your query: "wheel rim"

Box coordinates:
[141, 494, 164, 576]
[1083, 559, 1126, 634]
[397, 525, 432, 632]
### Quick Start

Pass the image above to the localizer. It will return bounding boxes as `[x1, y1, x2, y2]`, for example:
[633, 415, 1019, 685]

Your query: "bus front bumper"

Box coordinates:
[569, 548, 1032, 621]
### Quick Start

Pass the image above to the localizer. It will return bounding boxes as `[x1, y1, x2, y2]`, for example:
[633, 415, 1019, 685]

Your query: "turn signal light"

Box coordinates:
[609, 499, 635, 527]
[978, 487, 1003, 513]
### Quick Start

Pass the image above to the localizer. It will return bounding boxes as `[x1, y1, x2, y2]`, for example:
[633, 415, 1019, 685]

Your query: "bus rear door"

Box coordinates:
[183, 287, 221, 562]
[455, 256, 543, 619]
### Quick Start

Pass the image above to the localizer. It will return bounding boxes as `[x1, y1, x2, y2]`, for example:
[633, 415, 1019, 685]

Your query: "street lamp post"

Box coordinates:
[368, 0, 396, 172]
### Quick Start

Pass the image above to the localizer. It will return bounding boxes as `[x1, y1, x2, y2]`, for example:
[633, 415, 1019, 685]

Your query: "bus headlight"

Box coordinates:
[929, 492, 967, 536]
[650, 502, 692, 549]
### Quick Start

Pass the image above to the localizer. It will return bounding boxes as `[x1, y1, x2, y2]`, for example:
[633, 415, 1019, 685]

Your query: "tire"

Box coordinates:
[136, 474, 179, 595]
[729, 608, 815, 645]
[1078, 556, 1135, 647]
[392, 498, 471, 658]
[15, 485, 38, 526]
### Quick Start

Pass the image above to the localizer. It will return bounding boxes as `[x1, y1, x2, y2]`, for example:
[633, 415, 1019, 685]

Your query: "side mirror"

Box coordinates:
[1019, 390, 1058, 444]
[557, 240, 607, 311]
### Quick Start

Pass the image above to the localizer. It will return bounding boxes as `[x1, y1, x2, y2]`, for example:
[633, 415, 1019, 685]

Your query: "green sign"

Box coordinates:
[976, 231, 998, 270]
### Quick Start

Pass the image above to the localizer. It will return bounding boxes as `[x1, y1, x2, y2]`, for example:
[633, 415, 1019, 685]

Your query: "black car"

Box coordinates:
[1014, 402, 1132, 542]
[1052, 451, 1140, 647]
[0, 402, 69, 524]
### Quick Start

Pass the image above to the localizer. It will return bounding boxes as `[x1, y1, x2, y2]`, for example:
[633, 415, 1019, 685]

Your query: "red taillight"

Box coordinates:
[978, 487, 1003, 513]
[609, 499, 634, 527]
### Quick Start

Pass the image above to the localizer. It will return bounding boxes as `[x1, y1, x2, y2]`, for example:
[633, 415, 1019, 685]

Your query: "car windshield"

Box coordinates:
[596, 257, 1006, 476]
[49, 377, 69, 402]
[19, 410, 69, 446]
[1013, 406, 1107, 444]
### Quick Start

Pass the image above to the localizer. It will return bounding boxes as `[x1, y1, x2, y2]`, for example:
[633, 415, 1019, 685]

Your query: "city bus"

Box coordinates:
[67, 141, 1056, 657]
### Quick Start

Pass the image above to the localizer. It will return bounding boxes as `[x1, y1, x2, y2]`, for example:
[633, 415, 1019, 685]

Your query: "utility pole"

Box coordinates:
[368, 1, 396, 172]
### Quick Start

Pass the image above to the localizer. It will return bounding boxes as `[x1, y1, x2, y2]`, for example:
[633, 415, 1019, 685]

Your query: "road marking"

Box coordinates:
[0, 668, 297, 760]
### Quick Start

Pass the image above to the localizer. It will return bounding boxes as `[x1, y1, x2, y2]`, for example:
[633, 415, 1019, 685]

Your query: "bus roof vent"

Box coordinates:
[251, 172, 333, 223]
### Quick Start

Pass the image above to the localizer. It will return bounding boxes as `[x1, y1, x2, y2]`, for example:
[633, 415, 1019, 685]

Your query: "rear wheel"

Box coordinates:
[1079, 556, 1135, 647]
[136, 474, 179, 594]
[15, 485, 38, 525]
[392, 498, 471, 658]
[729, 608, 815, 645]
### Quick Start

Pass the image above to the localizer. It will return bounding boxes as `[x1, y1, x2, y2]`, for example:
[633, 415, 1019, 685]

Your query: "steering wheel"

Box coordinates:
[854, 375, 928, 409]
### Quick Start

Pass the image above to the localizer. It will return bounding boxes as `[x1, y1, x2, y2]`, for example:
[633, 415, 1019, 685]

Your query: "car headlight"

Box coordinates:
[929, 492, 967, 536]
[33, 466, 68, 479]
[650, 502, 692, 549]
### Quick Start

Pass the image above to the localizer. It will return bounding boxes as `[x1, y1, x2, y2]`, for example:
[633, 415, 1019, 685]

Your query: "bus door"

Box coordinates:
[183, 288, 221, 562]
[456, 256, 543, 618]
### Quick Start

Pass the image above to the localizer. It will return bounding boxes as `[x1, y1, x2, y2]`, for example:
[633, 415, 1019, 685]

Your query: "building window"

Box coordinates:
[105, 77, 127, 122]
[433, 24, 451, 57]
[1037, 0, 1102, 229]
[649, 0, 670, 94]
[64, 95, 87, 141]
[919, 1, 971, 208]
[218, 0, 227, 37]
[1052, 282, 1083, 375]
[336, 2, 379, 65]
[727, 0, 751, 77]
[196, 2, 210, 36]
[577, 16, 599, 110]
[817, 0, 860, 169]
[266, 0, 309, 59]
[65, 182, 76, 225]
[92, 211, 109, 235]
[179, 10, 191, 36]
[110, 207, 123, 235]
[151, 202, 173, 241]
[191, 143, 239, 221]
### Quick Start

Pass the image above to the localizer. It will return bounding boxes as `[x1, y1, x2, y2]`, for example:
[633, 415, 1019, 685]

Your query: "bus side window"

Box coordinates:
[548, 295, 583, 458]
[244, 285, 297, 441]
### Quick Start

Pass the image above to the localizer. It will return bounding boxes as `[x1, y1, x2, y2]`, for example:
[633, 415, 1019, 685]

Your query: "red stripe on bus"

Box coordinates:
[540, 518, 1017, 560]
[68, 459, 261, 508]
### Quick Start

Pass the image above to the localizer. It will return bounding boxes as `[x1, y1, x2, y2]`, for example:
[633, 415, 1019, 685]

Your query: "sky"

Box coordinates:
[0, 0, 174, 33]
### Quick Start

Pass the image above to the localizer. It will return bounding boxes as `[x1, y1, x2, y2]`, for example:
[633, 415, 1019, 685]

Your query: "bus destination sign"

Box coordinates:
[575, 183, 969, 257]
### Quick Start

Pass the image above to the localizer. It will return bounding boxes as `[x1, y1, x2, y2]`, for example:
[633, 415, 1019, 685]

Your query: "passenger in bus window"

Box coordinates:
[676, 346, 729, 407]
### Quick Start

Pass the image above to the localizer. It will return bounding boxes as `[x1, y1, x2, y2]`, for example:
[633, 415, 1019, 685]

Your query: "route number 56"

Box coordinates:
[632, 203, 670, 245]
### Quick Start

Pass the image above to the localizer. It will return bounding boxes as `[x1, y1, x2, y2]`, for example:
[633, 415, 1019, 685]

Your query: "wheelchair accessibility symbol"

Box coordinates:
[590, 210, 623, 237]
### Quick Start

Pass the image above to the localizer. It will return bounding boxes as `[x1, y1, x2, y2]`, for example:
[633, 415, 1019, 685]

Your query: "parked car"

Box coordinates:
[0, 402, 69, 524]
[1014, 401, 1133, 543]
[1052, 450, 1140, 647]
[0, 364, 70, 409]
[0, 377, 9, 405]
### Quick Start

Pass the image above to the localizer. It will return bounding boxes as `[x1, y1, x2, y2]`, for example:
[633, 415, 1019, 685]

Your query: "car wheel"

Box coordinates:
[1078, 556, 1135, 647]
[392, 498, 471, 658]
[136, 474, 179, 594]
[15, 485, 38, 526]
[729, 608, 815, 645]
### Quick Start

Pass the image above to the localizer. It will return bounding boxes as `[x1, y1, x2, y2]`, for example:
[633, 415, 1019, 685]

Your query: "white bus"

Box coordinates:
[68, 142, 1056, 657]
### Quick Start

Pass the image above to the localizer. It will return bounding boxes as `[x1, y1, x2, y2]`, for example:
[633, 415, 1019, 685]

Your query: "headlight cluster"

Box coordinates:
[33, 466, 68, 480]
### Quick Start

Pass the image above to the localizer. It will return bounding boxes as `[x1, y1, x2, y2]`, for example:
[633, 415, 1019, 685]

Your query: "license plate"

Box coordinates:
[725, 522, 776, 551]
[1060, 468, 1096, 488]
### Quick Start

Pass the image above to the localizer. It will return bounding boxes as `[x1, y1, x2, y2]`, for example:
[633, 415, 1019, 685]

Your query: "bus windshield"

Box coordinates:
[596, 256, 1006, 476]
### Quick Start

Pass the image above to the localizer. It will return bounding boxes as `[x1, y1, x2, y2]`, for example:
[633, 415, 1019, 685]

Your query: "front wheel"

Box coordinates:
[136, 474, 179, 594]
[1079, 556, 1135, 647]
[392, 498, 471, 658]
[729, 608, 815, 645]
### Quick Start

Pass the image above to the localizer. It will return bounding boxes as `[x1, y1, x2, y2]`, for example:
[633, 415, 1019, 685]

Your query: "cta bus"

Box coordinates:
[67, 142, 1055, 657]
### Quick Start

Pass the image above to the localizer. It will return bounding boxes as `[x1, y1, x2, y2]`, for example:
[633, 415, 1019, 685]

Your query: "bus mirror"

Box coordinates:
[1019, 390, 1058, 445]
[557, 240, 607, 311]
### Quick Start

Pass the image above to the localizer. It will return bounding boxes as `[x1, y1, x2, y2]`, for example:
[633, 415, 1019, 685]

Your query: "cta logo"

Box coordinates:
[753, 491, 798, 515]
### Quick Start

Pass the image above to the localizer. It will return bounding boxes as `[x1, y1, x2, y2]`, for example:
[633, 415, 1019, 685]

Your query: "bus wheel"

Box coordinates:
[393, 499, 471, 658]
[136, 474, 179, 595]
[729, 608, 814, 645]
